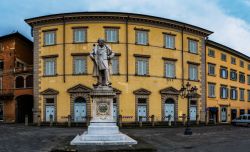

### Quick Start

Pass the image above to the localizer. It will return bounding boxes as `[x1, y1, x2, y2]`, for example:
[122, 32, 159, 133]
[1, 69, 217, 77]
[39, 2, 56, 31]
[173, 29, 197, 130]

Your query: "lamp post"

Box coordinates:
[179, 82, 198, 135]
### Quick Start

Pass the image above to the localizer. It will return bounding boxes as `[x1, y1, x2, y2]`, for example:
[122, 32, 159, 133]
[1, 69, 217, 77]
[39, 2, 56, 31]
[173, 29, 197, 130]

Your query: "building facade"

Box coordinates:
[25, 12, 250, 124]
[206, 40, 250, 123]
[0, 32, 33, 123]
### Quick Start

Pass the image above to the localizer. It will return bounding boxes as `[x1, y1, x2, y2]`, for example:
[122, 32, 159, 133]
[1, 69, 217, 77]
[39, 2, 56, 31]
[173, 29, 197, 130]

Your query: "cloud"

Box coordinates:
[0, 0, 250, 56]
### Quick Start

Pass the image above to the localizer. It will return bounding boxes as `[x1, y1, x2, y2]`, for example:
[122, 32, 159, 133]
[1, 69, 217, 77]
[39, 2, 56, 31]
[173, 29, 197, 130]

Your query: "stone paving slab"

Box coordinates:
[0, 124, 250, 152]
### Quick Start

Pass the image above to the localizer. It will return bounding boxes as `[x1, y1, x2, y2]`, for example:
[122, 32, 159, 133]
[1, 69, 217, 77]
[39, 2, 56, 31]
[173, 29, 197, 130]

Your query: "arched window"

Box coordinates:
[74, 97, 86, 103]
[26, 75, 33, 88]
[15, 76, 24, 88]
[165, 98, 175, 104]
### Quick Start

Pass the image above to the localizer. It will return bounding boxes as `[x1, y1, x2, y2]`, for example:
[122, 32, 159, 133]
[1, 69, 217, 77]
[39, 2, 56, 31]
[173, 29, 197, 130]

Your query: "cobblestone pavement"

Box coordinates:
[0, 124, 249, 152]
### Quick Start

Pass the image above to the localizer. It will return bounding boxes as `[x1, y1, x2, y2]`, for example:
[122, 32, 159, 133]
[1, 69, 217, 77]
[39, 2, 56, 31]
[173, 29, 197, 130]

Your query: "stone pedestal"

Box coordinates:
[70, 86, 137, 145]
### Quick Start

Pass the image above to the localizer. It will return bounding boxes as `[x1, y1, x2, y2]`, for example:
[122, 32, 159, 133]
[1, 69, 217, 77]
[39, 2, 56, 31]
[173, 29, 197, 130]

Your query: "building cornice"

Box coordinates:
[25, 12, 213, 37]
[206, 40, 250, 62]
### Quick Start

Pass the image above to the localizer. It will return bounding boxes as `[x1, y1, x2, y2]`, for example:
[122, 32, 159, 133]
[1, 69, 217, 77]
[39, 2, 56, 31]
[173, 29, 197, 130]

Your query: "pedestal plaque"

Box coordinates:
[70, 86, 137, 145]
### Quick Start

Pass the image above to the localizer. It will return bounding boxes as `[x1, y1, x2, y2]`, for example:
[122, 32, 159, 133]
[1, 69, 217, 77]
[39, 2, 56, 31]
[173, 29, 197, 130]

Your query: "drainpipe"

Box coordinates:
[63, 16, 66, 83]
[126, 16, 129, 82]
[181, 26, 185, 85]
[204, 37, 208, 124]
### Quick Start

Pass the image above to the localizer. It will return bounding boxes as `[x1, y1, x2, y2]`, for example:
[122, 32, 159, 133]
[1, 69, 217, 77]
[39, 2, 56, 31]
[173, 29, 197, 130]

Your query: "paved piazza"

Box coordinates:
[0, 124, 249, 152]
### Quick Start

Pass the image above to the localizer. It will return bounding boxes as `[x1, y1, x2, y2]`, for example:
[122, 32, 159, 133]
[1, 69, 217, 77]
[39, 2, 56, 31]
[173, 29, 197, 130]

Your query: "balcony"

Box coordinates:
[0, 89, 14, 100]
[13, 65, 33, 74]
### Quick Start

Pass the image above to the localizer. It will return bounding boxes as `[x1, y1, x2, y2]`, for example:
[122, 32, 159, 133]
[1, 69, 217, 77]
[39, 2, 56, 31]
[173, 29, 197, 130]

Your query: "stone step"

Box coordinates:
[87, 125, 119, 134]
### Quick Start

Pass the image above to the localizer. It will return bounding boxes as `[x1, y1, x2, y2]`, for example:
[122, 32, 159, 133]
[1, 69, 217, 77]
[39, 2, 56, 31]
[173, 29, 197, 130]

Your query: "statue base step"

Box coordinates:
[70, 122, 137, 145]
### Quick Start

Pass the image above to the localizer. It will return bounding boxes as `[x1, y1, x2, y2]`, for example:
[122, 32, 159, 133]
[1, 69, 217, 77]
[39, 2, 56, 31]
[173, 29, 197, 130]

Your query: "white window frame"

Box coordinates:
[165, 61, 175, 78]
[105, 28, 118, 43]
[136, 58, 148, 76]
[111, 56, 119, 75]
[240, 89, 245, 101]
[73, 56, 87, 75]
[164, 34, 175, 49]
[208, 64, 215, 75]
[231, 88, 237, 100]
[44, 58, 56, 76]
[208, 83, 215, 98]
[44, 31, 55, 46]
[73, 28, 86, 43]
[189, 64, 198, 81]
[136, 30, 148, 45]
[188, 39, 198, 54]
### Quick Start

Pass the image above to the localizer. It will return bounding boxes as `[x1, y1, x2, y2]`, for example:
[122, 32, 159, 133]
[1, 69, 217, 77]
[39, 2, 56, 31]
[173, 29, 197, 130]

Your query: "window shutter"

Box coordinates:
[220, 87, 223, 98]
[220, 69, 222, 77]
[226, 70, 228, 78]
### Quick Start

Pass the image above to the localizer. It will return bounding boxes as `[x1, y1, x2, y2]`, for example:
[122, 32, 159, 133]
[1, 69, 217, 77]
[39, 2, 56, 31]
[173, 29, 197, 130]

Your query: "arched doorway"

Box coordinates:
[74, 97, 87, 122]
[164, 98, 175, 121]
[16, 95, 33, 123]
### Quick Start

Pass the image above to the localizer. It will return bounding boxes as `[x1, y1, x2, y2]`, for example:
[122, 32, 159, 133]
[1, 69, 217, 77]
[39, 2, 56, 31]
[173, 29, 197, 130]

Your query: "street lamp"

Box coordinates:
[179, 82, 198, 135]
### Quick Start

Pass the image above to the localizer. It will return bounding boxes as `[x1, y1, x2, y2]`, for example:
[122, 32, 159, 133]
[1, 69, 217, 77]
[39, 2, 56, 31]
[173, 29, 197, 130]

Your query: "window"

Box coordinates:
[44, 58, 56, 76]
[230, 70, 237, 81]
[248, 75, 250, 85]
[111, 56, 119, 75]
[44, 31, 56, 46]
[240, 60, 244, 68]
[0, 43, 2, 51]
[240, 88, 245, 101]
[136, 30, 148, 45]
[189, 64, 198, 81]
[188, 39, 198, 54]
[73, 28, 86, 43]
[239, 72, 245, 83]
[164, 34, 175, 49]
[15, 76, 24, 88]
[231, 57, 236, 65]
[248, 64, 250, 70]
[248, 90, 250, 101]
[0, 60, 3, 71]
[221, 53, 227, 61]
[240, 109, 245, 115]
[220, 86, 228, 99]
[230, 87, 237, 100]
[105, 28, 118, 43]
[208, 83, 215, 98]
[165, 61, 175, 78]
[208, 49, 215, 57]
[0, 77, 2, 90]
[220, 67, 228, 79]
[136, 58, 148, 76]
[208, 63, 215, 76]
[73, 56, 87, 74]
[26, 75, 33, 88]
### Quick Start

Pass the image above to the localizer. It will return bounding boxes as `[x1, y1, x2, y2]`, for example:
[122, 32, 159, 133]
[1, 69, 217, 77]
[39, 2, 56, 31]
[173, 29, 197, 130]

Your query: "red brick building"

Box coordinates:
[0, 32, 33, 123]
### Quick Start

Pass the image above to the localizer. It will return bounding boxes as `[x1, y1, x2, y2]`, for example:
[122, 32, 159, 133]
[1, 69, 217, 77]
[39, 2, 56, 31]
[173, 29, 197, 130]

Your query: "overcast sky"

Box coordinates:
[0, 0, 250, 56]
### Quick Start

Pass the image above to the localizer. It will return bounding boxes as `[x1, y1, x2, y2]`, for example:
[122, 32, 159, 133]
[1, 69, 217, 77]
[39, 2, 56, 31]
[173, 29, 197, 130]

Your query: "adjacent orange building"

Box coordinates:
[0, 32, 33, 123]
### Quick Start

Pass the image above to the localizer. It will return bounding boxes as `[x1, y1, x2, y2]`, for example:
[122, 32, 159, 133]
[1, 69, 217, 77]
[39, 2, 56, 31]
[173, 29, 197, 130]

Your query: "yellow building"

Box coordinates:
[25, 12, 215, 124]
[206, 40, 250, 123]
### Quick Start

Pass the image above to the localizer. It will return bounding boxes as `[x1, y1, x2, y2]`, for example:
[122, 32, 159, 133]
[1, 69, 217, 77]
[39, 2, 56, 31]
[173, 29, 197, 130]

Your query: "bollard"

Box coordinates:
[213, 114, 216, 125]
[25, 115, 28, 126]
[205, 114, 209, 125]
[118, 115, 122, 128]
[182, 114, 186, 126]
[196, 115, 199, 125]
[151, 115, 155, 127]
[49, 114, 53, 127]
[86, 116, 90, 127]
[37, 115, 41, 127]
[139, 116, 142, 127]
[68, 115, 71, 127]
[168, 115, 172, 127]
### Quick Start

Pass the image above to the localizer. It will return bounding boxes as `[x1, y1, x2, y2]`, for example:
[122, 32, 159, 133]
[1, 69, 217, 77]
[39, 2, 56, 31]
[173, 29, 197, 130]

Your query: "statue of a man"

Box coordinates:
[90, 38, 115, 86]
